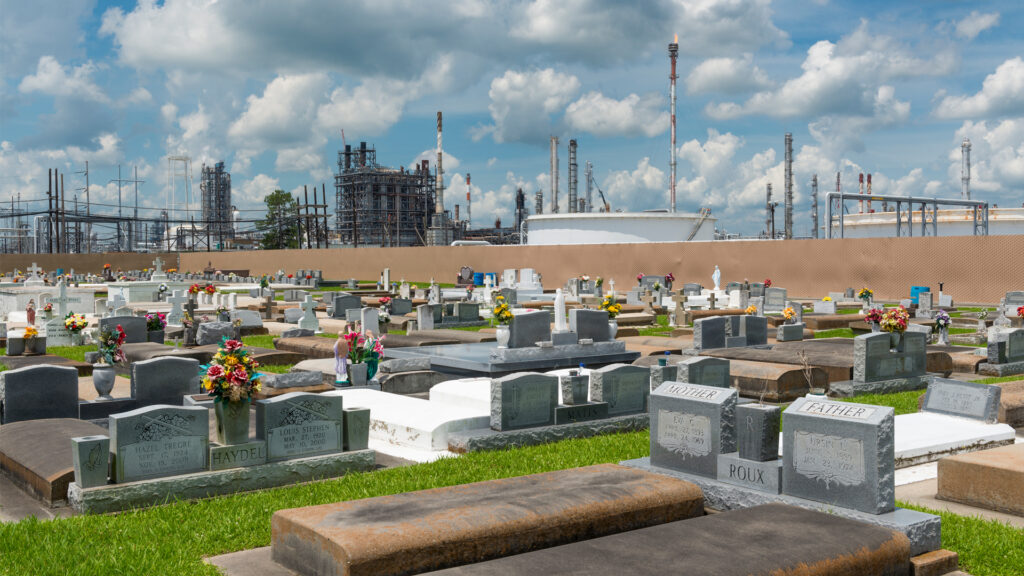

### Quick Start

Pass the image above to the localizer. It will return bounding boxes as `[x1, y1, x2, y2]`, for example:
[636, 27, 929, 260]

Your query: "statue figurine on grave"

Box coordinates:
[26, 299, 35, 326]
[334, 334, 349, 385]
[712, 265, 721, 291]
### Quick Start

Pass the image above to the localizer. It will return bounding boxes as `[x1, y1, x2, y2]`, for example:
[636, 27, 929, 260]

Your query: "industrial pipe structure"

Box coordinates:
[550, 136, 559, 213]
[826, 192, 988, 239]
[669, 35, 678, 213]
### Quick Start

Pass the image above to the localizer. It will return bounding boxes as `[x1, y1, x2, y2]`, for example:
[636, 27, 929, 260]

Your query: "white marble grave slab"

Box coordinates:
[893, 412, 1016, 468]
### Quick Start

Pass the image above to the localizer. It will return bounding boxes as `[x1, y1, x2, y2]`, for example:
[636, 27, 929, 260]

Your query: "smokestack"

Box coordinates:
[669, 35, 679, 213]
[858, 173, 864, 214]
[784, 132, 793, 238]
[961, 137, 971, 200]
[765, 182, 773, 238]
[466, 173, 471, 227]
[550, 136, 559, 213]
[495, 217, 501, 228]
[568, 139, 578, 214]
[359, 142, 367, 166]
[344, 144, 352, 169]
[811, 174, 819, 239]
[455, 204, 460, 221]
[436, 112, 444, 214]
[584, 161, 593, 213]
[867, 174, 873, 212]
[535, 187, 543, 215]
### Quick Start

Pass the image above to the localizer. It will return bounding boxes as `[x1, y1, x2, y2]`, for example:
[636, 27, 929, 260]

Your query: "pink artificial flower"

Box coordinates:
[207, 365, 225, 379]
[223, 339, 243, 352]
[230, 368, 248, 384]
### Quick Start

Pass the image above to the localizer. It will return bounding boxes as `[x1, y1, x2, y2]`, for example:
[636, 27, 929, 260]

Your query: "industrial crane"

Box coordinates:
[587, 168, 611, 212]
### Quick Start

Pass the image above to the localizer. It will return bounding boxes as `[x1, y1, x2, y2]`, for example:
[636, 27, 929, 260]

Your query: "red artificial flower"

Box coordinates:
[306, 274, 312, 279]
[223, 339, 243, 352]
[207, 365, 225, 379]
[230, 368, 249, 384]
[764, 278, 772, 288]
[287, 274, 294, 279]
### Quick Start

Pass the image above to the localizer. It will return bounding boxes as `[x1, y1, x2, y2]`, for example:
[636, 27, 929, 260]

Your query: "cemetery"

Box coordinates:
[0, 257, 1021, 576]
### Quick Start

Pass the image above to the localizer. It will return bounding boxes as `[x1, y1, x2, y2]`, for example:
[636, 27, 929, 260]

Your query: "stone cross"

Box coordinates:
[708, 293, 717, 311]
[609, 279, 616, 294]
[47, 280, 81, 318]
[261, 290, 275, 320]
[152, 257, 164, 274]
[640, 291, 657, 315]
[670, 293, 688, 326]
[298, 294, 319, 332]
[167, 290, 188, 325]
[27, 262, 42, 277]
[183, 297, 199, 346]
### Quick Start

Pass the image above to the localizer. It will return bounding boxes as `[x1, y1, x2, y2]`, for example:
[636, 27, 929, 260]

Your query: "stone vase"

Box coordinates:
[218, 312, 230, 322]
[349, 362, 368, 387]
[890, 331, 902, 351]
[92, 364, 116, 401]
[6, 337, 24, 356]
[147, 329, 165, 344]
[214, 399, 250, 445]
[871, 322, 880, 333]
[608, 319, 618, 340]
[28, 337, 46, 355]
[496, 325, 510, 348]
[938, 326, 950, 346]
[71, 332, 85, 346]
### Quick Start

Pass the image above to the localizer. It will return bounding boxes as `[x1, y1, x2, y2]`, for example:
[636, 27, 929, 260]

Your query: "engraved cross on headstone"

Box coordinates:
[261, 289, 275, 320]
[27, 262, 42, 277]
[167, 290, 188, 325]
[47, 280, 81, 318]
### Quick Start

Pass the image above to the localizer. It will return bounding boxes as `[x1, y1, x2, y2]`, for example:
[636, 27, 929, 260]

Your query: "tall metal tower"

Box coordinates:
[784, 132, 793, 239]
[584, 161, 593, 213]
[200, 161, 232, 245]
[568, 139, 578, 214]
[465, 173, 471, 228]
[436, 111, 445, 214]
[535, 187, 544, 216]
[669, 35, 679, 213]
[550, 136, 559, 213]
[961, 137, 971, 200]
[765, 182, 773, 238]
[811, 174, 818, 239]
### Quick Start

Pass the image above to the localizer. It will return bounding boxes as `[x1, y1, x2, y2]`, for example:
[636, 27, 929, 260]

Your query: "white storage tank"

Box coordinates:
[526, 212, 716, 245]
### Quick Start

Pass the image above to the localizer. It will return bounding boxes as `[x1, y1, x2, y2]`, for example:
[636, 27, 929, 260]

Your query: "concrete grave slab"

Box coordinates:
[893, 411, 1015, 468]
[937, 443, 1024, 517]
[650, 381, 737, 478]
[0, 418, 106, 504]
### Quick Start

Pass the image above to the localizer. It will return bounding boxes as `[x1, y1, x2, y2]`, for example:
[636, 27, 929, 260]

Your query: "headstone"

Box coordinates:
[255, 392, 344, 462]
[490, 373, 558, 431]
[196, 321, 236, 346]
[693, 316, 727, 350]
[649, 381, 737, 478]
[763, 287, 787, 312]
[229, 309, 263, 329]
[0, 365, 79, 424]
[776, 323, 805, 342]
[166, 291, 187, 326]
[453, 301, 479, 322]
[416, 304, 436, 330]
[569, 309, 611, 342]
[736, 403, 780, 462]
[676, 357, 730, 388]
[740, 315, 768, 346]
[813, 300, 837, 314]
[99, 316, 148, 344]
[986, 328, 1024, 365]
[681, 283, 702, 296]
[283, 308, 303, 324]
[559, 372, 590, 405]
[298, 295, 319, 332]
[853, 332, 926, 382]
[262, 371, 322, 389]
[390, 298, 413, 315]
[72, 435, 110, 489]
[131, 357, 202, 405]
[921, 378, 1002, 423]
[509, 311, 551, 348]
[331, 294, 362, 319]
[281, 327, 315, 339]
[360, 307, 379, 335]
[589, 364, 650, 416]
[109, 405, 209, 483]
[782, 396, 895, 514]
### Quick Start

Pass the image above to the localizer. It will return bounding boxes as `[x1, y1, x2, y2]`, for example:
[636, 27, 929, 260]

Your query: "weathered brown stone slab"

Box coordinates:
[271, 463, 704, 576]
[614, 312, 656, 327]
[425, 504, 910, 576]
[0, 354, 93, 376]
[729, 359, 828, 402]
[410, 329, 496, 343]
[702, 345, 853, 383]
[995, 381, 1024, 427]
[937, 443, 1024, 516]
[0, 418, 106, 504]
[803, 313, 865, 330]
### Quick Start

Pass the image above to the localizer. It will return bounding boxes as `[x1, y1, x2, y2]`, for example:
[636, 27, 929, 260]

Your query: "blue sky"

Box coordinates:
[1, 0, 1021, 237]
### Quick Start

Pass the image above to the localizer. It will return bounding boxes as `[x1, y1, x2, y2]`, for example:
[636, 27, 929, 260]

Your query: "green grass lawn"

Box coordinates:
[0, 428, 1019, 575]
[838, 390, 925, 415]
[637, 314, 673, 337]
[814, 328, 856, 339]
[975, 374, 1024, 385]
[257, 364, 295, 374]
[949, 327, 978, 335]
[835, 308, 864, 315]
[240, 335, 275, 349]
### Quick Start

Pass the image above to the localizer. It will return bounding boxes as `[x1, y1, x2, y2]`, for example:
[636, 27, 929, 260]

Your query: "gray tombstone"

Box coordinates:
[283, 308, 303, 324]
[589, 364, 650, 416]
[490, 373, 558, 431]
[569, 308, 611, 342]
[262, 371, 323, 390]
[131, 357, 201, 405]
[682, 283, 702, 296]
[0, 365, 79, 424]
[331, 294, 362, 319]
[196, 321, 237, 346]
[987, 328, 1024, 364]
[649, 381, 737, 478]
[749, 282, 765, 298]
[281, 328, 315, 339]
[921, 378, 1002, 423]
[453, 302, 479, 322]
[782, 396, 895, 515]
[740, 315, 768, 346]
[99, 316, 147, 344]
[109, 405, 209, 483]
[499, 287, 517, 305]
[509, 310, 552, 348]
[416, 304, 436, 330]
[72, 435, 110, 489]
[853, 332, 926, 383]
[229, 309, 263, 329]
[298, 296, 319, 332]
[360, 307, 380, 335]
[776, 323, 805, 342]
[736, 403, 781, 462]
[676, 357, 731, 388]
[390, 298, 413, 315]
[763, 287, 787, 312]
[255, 392, 344, 462]
[693, 316, 727, 350]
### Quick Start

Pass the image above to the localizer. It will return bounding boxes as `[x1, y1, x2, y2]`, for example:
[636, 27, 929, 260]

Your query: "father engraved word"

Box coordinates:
[796, 400, 875, 420]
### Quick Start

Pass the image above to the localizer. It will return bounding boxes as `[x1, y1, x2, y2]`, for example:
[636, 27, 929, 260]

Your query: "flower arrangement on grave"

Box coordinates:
[636, 273, 644, 283]
[216, 305, 228, 316]
[103, 263, 111, 270]
[287, 274, 294, 279]
[145, 313, 166, 332]
[822, 296, 832, 302]
[581, 274, 590, 282]
[865, 308, 884, 324]
[305, 274, 312, 280]
[117, 275, 128, 282]
[97, 325, 126, 365]
[43, 302, 53, 313]
[595, 277, 603, 287]
[880, 306, 909, 333]
[782, 307, 796, 322]
[343, 329, 385, 377]
[378, 296, 392, 308]
[858, 287, 873, 302]
[1017, 305, 1024, 319]
[158, 283, 169, 294]
[599, 294, 622, 318]
[205, 284, 216, 295]
[168, 268, 177, 274]
[764, 278, 772, 288]
[23, 326, 38, 341]
[745, 304, 757, 315]
[933, 310, 951, 332]
[492, 295, 514, 325]
[653, 282, 661, 291]
[665, 273, 675, 284]
[64, 313, 88, 333]
[259, 275, 269, 288]
[201, 338, 262, 403]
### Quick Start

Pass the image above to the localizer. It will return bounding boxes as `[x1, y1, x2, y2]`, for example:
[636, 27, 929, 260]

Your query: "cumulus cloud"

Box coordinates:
[475, 68, 580, 143]
[673, 0, 789, 56]
[808, 85, 911, 156]
[18, 56, 108, 102]
[686, 54, 773, 94]
[601, 157, 666, 211]
[236, 174, 281, 205]
[1, 0, 94, 77]
[946, 119, 1024, 198]
[955, 11, 1000, 40]
[411, 150, 460, 172]
[934, 58, 1024, 119]
[229, 74, 330, 149]
[564, 92, 667, 138]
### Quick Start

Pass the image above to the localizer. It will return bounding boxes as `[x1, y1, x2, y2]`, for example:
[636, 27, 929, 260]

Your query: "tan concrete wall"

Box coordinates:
[3, 235, 1018, 302]
[0, 253, 181, 276]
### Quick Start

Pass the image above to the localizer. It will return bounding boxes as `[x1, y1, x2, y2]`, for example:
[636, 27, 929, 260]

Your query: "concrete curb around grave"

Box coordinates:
[446, 413, 649, 453]
[619, 457, 941, 557]
[977, 360, 1024, 377]
[67, 450, 375, 514]
[828, 374, 936, 398]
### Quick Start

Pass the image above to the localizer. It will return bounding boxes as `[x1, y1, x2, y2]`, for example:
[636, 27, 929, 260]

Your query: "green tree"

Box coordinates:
[257, 189, 301, 249]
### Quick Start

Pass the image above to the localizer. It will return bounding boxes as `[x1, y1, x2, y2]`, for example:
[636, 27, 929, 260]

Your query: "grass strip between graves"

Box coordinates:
[0, 428, 1021, 575]
[813, 328, 856, 339]
[838, 389, 925, 415]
